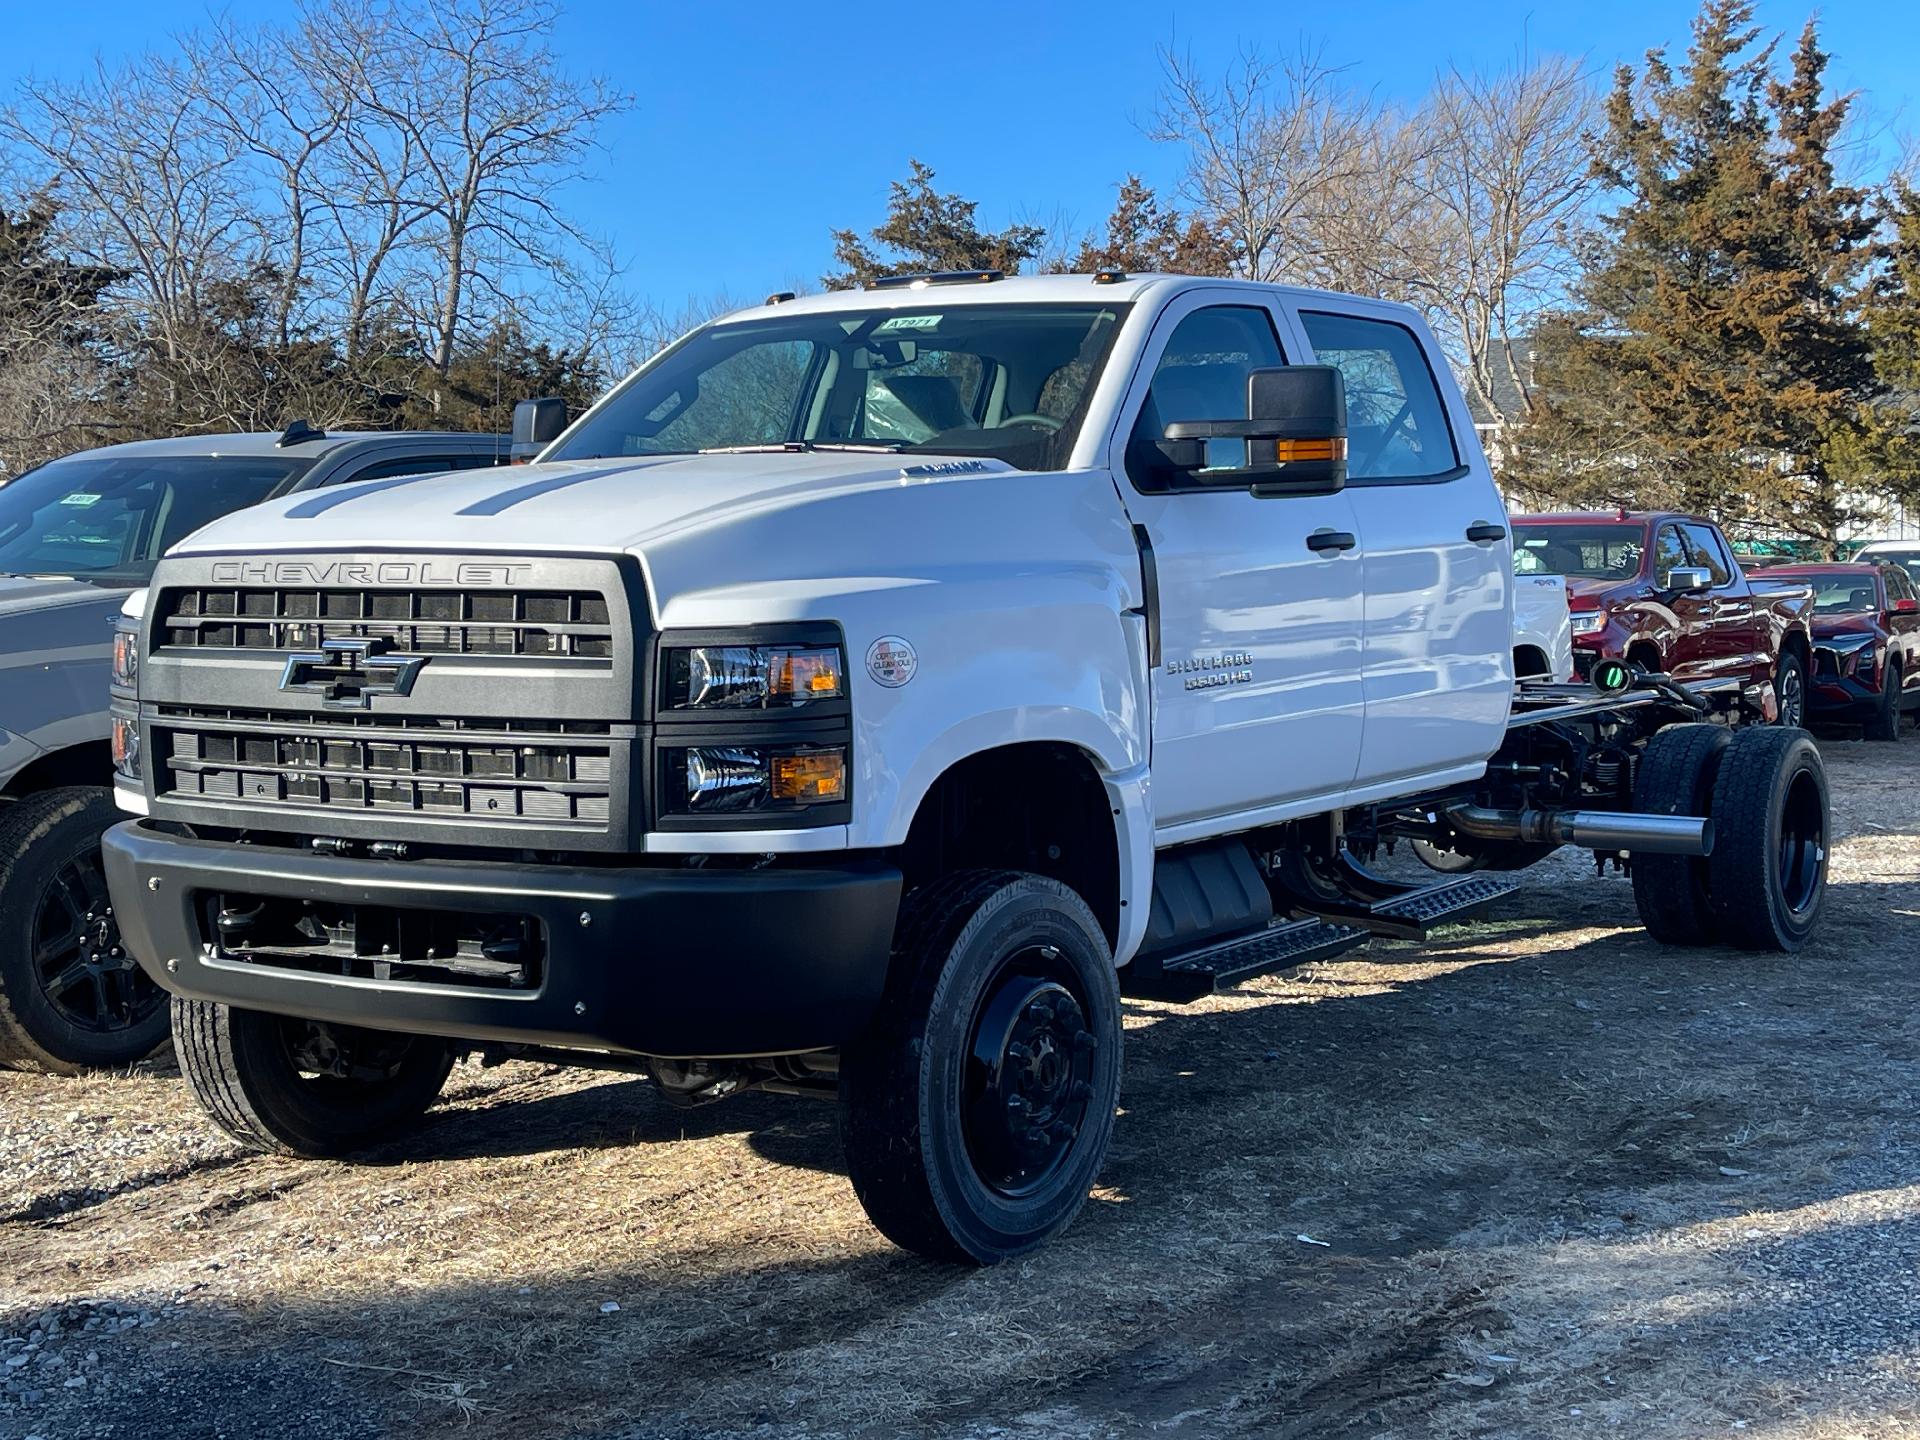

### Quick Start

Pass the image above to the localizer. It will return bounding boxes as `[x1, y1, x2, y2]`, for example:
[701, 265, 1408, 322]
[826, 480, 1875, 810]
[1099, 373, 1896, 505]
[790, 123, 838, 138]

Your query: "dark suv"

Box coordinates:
[1766, 562, 1920, 740]
[0, 425, 507, 1073]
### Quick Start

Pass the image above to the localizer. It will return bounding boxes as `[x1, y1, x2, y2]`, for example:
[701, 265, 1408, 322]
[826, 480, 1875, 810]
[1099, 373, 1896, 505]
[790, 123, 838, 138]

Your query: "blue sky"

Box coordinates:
[8, 0, 1918, 309]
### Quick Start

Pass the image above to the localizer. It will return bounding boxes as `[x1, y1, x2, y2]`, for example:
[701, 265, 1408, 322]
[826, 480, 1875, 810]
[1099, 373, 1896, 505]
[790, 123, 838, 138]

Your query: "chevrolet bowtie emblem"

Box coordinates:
[279, 637, 429, 709]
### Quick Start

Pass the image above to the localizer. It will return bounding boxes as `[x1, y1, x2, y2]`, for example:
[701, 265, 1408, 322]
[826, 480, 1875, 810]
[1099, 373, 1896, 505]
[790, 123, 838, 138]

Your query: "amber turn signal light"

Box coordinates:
[1273, 436, 1347, 464]
[770, 751, 846, 803]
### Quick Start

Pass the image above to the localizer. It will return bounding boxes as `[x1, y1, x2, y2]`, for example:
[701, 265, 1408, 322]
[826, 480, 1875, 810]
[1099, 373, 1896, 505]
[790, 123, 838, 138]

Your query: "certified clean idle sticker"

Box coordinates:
[865, 636, 918, 688]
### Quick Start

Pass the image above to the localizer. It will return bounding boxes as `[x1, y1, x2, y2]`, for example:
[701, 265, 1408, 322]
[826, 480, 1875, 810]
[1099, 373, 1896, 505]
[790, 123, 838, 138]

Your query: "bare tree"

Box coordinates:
[1394, 54, 1597, 432]
[1150, 44, 1387, 284]
[1, 53, 252, 394]
[330, 0, 626, 398]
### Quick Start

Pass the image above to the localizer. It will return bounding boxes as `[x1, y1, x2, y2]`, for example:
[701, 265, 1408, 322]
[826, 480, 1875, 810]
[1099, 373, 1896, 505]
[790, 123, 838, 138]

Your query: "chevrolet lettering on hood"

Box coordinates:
[209, 560, 533, 587]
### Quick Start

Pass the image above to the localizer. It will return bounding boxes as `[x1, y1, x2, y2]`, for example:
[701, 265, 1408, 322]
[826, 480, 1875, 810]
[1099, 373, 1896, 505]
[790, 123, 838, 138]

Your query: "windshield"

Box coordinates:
[547, 302, 1130, 472]
[1796, 571, 1882, 615]
[1863, 548, 1920, 582]
[1512, 523, 1648, 580]
[0, 452, 311, 586]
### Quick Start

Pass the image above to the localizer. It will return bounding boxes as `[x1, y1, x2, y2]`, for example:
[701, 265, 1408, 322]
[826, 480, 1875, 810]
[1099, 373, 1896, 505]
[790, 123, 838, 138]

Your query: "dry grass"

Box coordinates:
[3, 739, 1918, 1438]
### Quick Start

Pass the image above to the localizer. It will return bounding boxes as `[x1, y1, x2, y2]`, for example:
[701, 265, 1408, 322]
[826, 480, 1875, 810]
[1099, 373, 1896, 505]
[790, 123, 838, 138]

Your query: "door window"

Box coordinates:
[1680, 523, 1733, 586]
[1299, 311, 1459, 481]
[1885, 566, 1916, 605]
[1652, 525, 1690, 586]
[1126, 305, 1286, 485]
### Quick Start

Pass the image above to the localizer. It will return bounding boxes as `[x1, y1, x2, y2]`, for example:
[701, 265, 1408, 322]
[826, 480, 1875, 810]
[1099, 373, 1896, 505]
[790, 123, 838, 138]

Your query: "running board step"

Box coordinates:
[1123, 918, 1371, 1003]
[1299, 873, 1520, 942]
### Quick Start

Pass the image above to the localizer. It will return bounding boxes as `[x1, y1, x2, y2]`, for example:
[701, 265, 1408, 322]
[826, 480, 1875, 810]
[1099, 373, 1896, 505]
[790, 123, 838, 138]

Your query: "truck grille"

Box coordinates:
[156, 707, 614, 829]
[158, 585, 614, 661]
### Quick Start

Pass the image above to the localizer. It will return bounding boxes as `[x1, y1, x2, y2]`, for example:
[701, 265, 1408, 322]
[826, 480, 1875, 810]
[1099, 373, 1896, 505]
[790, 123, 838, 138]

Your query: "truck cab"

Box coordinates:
[101, 275, 1828, 1262]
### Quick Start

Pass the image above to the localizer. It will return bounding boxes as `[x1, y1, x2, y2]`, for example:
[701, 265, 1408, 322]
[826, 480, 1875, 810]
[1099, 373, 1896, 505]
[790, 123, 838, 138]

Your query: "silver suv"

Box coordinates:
[0, 424, 507, 1072]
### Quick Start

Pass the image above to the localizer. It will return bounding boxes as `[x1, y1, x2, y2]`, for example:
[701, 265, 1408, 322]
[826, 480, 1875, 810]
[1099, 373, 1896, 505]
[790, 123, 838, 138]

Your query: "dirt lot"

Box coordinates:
[2, 737, 1917, 1440]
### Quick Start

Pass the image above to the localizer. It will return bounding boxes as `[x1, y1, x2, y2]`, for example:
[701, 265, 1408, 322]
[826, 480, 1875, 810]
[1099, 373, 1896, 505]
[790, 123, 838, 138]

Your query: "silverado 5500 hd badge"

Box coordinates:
[1168, 651, 1254, 690]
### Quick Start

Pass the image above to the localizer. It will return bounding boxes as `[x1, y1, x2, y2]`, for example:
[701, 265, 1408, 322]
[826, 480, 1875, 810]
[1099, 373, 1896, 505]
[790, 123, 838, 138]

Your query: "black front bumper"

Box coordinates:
[102, 821, 901, 1059]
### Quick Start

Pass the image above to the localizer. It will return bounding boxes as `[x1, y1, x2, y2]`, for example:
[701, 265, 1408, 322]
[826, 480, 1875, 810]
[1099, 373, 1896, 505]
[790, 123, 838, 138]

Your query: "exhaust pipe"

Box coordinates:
[1445, 804, 1713, 857]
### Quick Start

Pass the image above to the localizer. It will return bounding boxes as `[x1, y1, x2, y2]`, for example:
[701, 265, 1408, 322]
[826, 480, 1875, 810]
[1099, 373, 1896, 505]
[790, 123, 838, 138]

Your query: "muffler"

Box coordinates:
[1444, 804, 1713, 857]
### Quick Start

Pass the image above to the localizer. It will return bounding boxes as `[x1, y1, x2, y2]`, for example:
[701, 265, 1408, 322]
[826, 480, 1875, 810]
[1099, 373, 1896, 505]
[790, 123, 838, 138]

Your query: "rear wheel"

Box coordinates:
[1773, 649, 1807, 728]
[1631, 724, 1732, 945]
[173, 999, 454, 1157]
[0, 788, 168, 1073]
[1707, 728, 1828, 952]
[1864, 659, 1902, 742]
[839, 871, 1122, 1264]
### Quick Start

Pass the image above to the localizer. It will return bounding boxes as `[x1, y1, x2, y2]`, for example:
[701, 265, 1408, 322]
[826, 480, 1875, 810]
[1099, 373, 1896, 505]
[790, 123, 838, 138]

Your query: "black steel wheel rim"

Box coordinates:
[1777, 768, 1825, 916]
[961, 949, 1098, 1200]
[278, 1018, 416, 1087]
[1778, 663, 1804, 726]
[33, 850, 161, 1035]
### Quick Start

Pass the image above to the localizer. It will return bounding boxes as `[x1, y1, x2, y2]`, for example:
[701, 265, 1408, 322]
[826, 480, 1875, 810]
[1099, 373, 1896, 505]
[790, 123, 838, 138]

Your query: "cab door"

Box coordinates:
[1679, 521, 1754, 681]
[1114, 293, 1367, 837]
[1291, 305, 1512, 794]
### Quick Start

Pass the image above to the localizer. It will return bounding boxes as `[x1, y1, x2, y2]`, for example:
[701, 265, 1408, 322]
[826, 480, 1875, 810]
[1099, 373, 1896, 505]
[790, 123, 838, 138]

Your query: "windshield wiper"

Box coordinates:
[698, 440, 909, 455]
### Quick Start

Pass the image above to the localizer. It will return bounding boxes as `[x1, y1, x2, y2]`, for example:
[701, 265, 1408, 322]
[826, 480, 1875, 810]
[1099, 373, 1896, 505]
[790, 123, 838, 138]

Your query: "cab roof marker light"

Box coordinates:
[869, 270, 1004, 290]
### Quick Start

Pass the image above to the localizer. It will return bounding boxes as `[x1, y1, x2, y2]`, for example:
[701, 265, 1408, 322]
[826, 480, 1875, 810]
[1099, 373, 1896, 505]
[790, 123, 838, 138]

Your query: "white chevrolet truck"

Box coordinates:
[102, 273, 1829, 1263]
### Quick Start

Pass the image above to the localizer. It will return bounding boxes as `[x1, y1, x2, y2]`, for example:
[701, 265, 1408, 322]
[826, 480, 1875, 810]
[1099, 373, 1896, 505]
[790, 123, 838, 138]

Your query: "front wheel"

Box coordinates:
[1773, 649, 1807, 728]
[0, 788, 169, 1073]
[1864, 660, 1903, 743]
[839, 872, 1122, 1264]
[173, 999, 454, 1157]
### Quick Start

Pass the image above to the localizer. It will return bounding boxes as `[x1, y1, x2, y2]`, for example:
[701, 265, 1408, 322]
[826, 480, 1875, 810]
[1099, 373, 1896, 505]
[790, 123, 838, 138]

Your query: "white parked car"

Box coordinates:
[102, 272, 1829, 1263]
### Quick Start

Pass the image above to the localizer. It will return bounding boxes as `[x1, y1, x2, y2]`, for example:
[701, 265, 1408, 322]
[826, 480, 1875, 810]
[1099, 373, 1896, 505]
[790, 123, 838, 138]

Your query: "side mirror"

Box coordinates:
[1665, 566, 1713, 595]
[511, 397, 568, 462]
[1161, 365, 1347, 498]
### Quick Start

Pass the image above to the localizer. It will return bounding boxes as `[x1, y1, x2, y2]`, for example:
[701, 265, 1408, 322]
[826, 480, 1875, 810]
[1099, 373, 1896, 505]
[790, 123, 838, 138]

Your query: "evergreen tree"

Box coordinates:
[1516, 2, 1879, 549]
[1842, 181, 1920, 513]
[1070, 175, 1235, 276]
[825, 160, 1046, 289]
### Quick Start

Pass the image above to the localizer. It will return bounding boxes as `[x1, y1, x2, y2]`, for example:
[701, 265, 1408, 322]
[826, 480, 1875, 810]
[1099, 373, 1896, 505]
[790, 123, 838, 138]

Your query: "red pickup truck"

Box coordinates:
[1511, 511, 1815, 725]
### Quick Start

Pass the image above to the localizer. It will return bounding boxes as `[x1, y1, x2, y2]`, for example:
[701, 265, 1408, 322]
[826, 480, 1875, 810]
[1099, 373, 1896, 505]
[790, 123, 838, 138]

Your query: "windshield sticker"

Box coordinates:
[60, 493, 102, 507]
[873, 314, 942, 334]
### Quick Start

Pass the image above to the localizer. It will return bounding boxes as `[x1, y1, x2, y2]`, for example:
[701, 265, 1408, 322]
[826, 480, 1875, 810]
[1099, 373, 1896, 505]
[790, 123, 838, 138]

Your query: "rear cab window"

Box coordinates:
[1298, 311, 1460, 482]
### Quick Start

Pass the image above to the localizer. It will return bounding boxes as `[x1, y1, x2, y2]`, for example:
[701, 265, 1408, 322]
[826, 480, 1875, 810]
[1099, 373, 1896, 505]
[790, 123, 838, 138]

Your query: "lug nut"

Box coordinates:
[147, 877, 160, 891]
[573, 1001, 586, 1015]
[165, 958, 179, 973]
[578, 912, 592, 928]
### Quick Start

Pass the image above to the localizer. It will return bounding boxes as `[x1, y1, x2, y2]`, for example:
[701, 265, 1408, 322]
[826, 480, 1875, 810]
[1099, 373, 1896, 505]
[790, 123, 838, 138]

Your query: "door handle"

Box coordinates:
[1306, 530, 1357, 554]
[1465, 521, 1507, 544]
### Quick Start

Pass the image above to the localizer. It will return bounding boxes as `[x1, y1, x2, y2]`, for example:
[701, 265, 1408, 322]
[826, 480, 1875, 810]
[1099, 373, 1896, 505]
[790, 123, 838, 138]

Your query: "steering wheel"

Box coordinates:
[998, 412, 1064, 433]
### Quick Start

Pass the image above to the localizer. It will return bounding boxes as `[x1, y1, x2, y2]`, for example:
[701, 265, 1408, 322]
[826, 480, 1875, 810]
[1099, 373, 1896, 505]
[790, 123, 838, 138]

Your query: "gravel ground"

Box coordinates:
[1, 735, 1916, 1440]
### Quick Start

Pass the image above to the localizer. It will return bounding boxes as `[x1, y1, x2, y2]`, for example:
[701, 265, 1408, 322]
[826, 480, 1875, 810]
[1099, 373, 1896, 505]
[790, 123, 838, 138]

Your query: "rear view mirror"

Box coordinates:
[1666, 566, 1713, 595]
[512, 397, 568, 462]
[1161, 365, 1347, 498]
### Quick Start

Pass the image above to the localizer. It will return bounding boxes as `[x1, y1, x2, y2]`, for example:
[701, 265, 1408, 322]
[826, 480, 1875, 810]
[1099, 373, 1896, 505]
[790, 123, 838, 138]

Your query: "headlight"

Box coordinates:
[668, 744, 847, 815]
[112, 716, 141, 781]
[664, 644, 844, 710]
[110, 619, 139, 689]
[1569, 612, 1606, 635]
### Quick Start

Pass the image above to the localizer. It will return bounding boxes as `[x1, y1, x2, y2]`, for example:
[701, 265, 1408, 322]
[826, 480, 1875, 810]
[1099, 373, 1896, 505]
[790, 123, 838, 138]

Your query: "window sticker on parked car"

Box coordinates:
[60, 493, 102, 507]
[873, 314, 943, 334]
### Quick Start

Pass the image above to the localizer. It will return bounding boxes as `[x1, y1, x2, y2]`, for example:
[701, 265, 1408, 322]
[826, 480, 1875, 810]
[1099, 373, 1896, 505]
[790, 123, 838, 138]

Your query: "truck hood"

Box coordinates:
[0, 573, 132, 618]
[1562, 576, 1645, 608]
[167, 452, 1017, 557]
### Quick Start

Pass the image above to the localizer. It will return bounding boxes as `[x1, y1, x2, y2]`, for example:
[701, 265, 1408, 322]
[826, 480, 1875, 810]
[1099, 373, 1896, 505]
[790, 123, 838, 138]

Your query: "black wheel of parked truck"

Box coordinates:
[173, 999, 455, 1157]
[839, 871, 1123, 1264]
[1706, 727, 1829, 953]
[0, 787, 169, 1074]
[1631, 723, 1733, 946]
